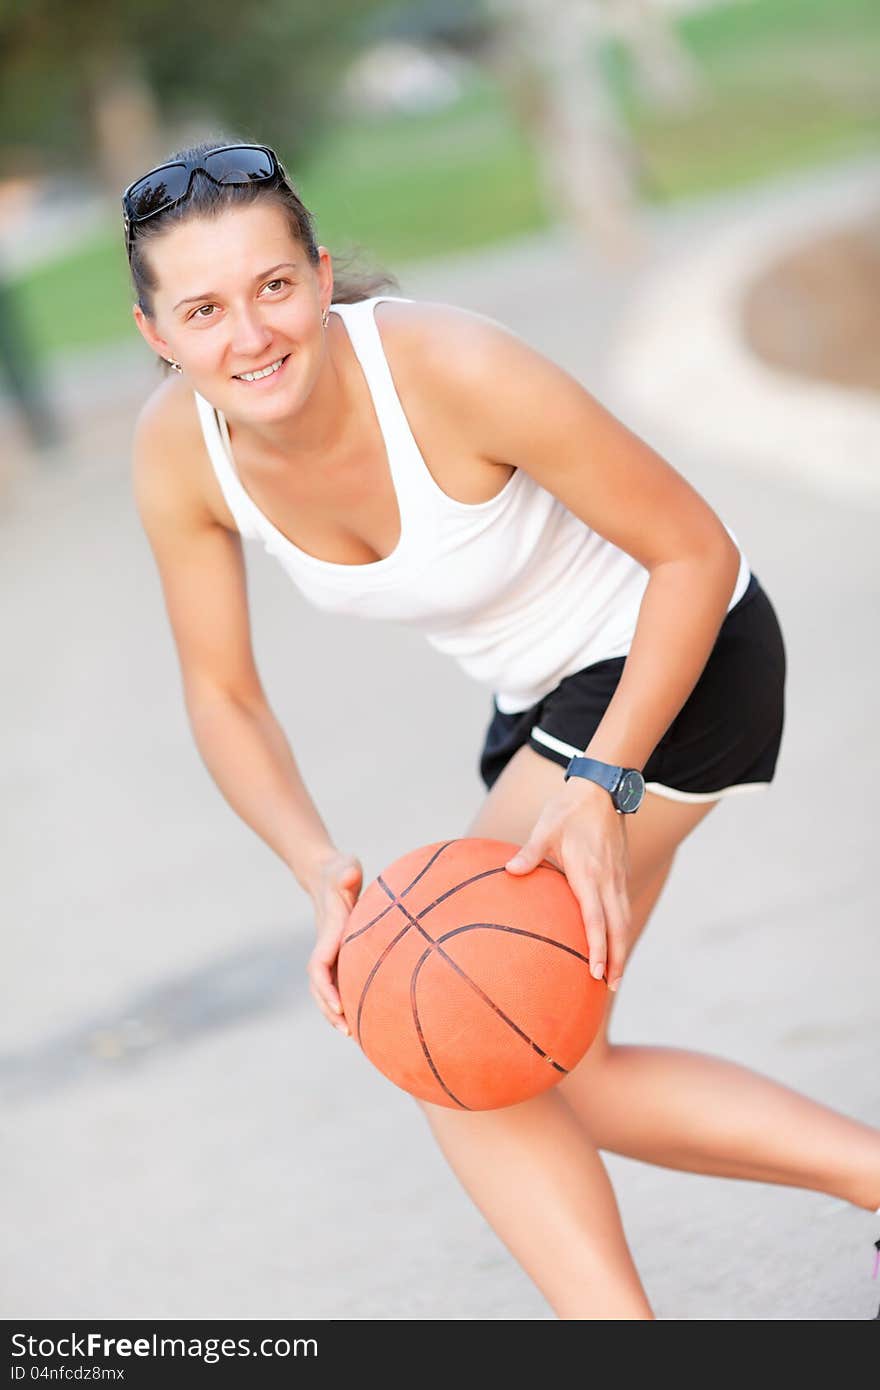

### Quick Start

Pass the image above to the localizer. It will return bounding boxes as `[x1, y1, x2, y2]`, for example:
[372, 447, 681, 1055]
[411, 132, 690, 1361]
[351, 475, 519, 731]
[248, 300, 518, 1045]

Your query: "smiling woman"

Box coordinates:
[124, 134, 880, 1321]
[124, 137, 397, 378]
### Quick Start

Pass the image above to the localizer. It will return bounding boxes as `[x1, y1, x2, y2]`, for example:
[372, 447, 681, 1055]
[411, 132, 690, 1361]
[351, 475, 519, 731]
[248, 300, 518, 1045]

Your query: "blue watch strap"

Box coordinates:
[563, 756, 622, 794]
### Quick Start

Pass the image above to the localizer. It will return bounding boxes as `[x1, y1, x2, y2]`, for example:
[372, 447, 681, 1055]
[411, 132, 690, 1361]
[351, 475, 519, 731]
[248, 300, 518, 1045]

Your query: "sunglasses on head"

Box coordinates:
[121, 143, 290, 257]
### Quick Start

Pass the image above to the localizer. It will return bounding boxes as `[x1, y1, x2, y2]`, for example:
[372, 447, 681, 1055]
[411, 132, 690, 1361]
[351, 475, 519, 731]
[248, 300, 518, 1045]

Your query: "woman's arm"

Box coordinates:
[580, 549, 740, 770]
[132, 393, 338, 891]
[412, 305, 745, 987]
[418, 302, 743, 761]
[184, 687, 339, 895]
[132, 392, 356, 1031]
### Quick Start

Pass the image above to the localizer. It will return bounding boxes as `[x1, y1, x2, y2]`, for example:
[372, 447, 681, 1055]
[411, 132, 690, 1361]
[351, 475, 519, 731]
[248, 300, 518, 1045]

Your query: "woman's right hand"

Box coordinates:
[306, 851, 363, 1038]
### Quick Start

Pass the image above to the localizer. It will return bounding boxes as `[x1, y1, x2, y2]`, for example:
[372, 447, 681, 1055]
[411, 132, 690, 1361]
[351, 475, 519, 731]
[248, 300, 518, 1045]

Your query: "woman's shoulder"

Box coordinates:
[131, 373, 230, 531]
[374, 295, 513, 354]
[133, 371, 204, 452]
[371, 296, 527, 413]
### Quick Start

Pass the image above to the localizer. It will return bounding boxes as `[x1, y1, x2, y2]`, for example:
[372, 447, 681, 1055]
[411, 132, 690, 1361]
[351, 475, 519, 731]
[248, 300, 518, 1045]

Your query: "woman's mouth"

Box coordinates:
[232, 353, 291, 386]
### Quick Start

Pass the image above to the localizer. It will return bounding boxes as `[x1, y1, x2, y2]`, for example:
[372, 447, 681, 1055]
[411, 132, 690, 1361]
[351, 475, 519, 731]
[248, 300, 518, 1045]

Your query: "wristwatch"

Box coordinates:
[563, 755, 646, 814]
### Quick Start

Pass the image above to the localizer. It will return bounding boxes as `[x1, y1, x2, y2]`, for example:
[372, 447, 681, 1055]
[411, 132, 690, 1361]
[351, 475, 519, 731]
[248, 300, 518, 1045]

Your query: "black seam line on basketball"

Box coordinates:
[412, 938, 568, 1081]
[381, 860, 553, 934]
[354, 873, 446, 1044]
[352, 864, 504, 1049]
[408, 866, 524, 923]
[354, 918, 422, 1046]
[409, 952, 470, 1110]
[343, 847, 564, 947]
[353, 856, 458, 1045]
[353, 867, 464, 1045]
[386, 888, 571, 1076]
[351, 851, 569, 1051]
[435, 922, 591, 969]
[375, 863, 571, 954]
[369, 878, 583, 1073]
[345, 849, 500, 945]
[349, 864, 507, 1006]
[342, 841, 458, 945]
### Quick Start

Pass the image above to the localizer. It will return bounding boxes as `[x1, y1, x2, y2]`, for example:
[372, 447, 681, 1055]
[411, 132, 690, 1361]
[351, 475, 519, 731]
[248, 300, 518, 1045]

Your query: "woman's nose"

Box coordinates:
[229, 309, 273, 357]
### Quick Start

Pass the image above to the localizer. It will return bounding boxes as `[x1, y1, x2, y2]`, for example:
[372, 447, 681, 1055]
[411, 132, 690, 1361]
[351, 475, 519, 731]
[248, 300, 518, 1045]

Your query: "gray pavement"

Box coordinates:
[2, 157, 879, 1320]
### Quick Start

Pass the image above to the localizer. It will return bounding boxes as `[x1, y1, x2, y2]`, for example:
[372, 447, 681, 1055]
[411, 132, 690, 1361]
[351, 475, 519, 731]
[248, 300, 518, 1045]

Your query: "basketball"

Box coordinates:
[336, 837, 606, 1111]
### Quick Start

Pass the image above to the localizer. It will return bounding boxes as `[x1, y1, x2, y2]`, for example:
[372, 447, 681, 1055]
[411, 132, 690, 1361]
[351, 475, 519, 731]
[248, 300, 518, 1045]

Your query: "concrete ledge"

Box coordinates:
[607, 160, 880, 504]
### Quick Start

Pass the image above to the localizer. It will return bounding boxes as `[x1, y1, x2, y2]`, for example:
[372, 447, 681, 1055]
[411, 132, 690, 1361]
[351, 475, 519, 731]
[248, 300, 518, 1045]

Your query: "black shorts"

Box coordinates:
[478, 572, 786, 802]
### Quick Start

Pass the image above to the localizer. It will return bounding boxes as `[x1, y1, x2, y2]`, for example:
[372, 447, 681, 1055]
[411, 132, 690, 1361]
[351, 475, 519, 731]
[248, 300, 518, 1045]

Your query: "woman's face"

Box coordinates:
[133, 201, 333, 422]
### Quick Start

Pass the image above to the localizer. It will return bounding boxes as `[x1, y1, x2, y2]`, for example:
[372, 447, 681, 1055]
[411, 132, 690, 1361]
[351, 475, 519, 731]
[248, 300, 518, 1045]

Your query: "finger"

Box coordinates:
[308, 978, 350, 1034]
[307, 959, 339, 1015]
[570, 873, 607, 983]
[505, 834, 547, 874]
[601, 878, 631, 992]
[337, 872, 360, 909]
[308, 951, 345, 1019]
[314, 903, 350, 953]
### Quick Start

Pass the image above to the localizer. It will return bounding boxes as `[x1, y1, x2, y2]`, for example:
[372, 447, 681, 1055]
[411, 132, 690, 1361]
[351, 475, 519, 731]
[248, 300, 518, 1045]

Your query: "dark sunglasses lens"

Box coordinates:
[127, 164, 190, 220]
[204, 147, 275, 185]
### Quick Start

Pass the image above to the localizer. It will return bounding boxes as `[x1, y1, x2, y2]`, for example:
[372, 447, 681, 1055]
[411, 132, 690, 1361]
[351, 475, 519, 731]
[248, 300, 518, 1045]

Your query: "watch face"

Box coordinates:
[616, 770, 645, 813]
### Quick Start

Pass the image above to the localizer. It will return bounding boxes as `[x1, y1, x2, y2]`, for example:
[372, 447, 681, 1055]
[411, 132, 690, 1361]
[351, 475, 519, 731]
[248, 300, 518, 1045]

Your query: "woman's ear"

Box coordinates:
[132, 303, 171, 359]
[316, 246, 334, 309]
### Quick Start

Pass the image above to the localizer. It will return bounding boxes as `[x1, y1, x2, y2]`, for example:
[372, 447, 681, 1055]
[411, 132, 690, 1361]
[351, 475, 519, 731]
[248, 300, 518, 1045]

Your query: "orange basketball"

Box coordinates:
[336, 837, 606, 1111]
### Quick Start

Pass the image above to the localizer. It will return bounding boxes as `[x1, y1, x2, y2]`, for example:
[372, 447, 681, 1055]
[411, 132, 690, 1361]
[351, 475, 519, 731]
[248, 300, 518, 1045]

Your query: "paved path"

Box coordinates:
[2, 157, 878, 1320]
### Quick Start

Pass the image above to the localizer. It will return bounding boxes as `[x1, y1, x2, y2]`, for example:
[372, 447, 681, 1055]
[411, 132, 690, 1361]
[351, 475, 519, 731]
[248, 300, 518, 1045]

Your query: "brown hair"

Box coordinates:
[125, 135, 399, 367]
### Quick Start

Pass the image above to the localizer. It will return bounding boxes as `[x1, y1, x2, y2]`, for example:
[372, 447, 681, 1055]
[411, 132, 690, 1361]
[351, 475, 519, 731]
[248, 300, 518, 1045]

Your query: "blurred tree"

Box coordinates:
[482, 0, 643, 258]
[0, 269, 63, 455]
[610, 0, 703, 113]
[0, 0, 394, 187]
[358, 0, 702, 258]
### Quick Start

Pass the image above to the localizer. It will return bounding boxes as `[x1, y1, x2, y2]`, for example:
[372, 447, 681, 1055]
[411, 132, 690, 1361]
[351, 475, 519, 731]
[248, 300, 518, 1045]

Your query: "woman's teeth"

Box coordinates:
[234, 356, 287, 381]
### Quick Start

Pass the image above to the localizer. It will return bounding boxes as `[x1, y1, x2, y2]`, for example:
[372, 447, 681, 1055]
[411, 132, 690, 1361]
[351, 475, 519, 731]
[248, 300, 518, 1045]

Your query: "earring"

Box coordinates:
[322, 308, 330, 328]
[165, 358, 182, 374]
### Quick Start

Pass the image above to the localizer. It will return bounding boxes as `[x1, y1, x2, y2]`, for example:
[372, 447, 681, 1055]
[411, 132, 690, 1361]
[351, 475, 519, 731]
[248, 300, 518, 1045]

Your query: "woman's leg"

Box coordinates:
[418, 1086, 654, 1319]
[477, 746, 880, 1211]
[417, 740, 879, 1317]
[413, 743, 686, 1319]
[411, 744, 709, 1320]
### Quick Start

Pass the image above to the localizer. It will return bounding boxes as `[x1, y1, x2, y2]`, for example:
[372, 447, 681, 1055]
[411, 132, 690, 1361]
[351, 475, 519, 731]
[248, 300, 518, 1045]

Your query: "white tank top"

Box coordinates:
[193, 295, 751, 714]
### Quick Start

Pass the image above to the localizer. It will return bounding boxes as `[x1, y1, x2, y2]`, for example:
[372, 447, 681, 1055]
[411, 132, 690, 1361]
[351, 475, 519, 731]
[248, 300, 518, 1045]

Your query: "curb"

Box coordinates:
[606, 160, 880, 503]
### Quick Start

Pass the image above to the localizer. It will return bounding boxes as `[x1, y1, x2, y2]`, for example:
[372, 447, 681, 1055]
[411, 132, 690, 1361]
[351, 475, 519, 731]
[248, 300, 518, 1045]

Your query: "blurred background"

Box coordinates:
[3, 0, 879, 1321]
[1, 0, 878, 472]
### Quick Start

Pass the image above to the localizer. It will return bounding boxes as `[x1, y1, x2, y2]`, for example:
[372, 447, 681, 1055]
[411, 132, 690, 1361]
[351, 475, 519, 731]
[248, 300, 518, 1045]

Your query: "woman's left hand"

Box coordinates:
[504, 779, 631, 992]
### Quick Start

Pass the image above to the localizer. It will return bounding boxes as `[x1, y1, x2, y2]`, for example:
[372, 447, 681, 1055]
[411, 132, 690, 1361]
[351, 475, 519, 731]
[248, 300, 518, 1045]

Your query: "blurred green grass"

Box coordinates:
[13, 0, 880, 360]
[609, 0, 880, 199]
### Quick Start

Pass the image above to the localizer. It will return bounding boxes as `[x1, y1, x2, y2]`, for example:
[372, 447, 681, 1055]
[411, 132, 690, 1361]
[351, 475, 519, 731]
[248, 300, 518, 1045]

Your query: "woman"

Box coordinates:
[125, 138, 880, 1319]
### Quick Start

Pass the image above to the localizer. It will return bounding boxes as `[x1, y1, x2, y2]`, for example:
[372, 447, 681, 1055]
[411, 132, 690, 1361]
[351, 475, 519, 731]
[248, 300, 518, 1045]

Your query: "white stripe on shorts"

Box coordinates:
[644, 781, 770, 803]
[530, 725, 580, 758]
[529, 724, 770, 804]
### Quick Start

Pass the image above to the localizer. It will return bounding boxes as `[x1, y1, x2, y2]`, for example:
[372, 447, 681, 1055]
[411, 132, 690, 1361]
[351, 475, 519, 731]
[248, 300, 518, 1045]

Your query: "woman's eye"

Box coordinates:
[188, 280, 288, 320]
